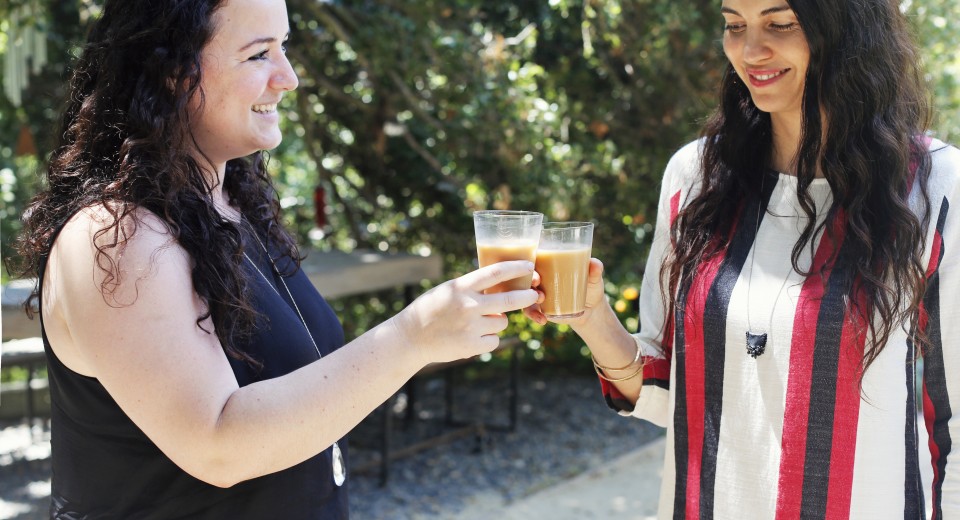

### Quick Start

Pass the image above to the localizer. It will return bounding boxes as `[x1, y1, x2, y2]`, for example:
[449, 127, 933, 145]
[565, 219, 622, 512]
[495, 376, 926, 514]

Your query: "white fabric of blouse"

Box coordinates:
[623, 138, 960, 520]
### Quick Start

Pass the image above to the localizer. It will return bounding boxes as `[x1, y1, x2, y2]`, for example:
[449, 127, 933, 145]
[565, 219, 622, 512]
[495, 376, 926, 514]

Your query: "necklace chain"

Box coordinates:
[745, 175, 793, 357]
[239, 222, 345, 486]
[242, 229, 322, 360]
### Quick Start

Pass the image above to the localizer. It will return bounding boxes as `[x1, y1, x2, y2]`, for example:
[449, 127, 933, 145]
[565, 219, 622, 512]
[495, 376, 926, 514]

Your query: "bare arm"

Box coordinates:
[525, 258, 645, 403]
[43, 208, 538, 487]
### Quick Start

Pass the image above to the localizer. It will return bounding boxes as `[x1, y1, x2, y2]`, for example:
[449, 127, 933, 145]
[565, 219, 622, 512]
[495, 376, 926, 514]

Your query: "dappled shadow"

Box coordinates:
[0, 431, 50, 520]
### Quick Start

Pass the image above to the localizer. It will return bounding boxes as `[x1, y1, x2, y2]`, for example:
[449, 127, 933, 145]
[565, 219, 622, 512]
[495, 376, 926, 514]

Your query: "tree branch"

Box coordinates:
[295, 92, 367, 245]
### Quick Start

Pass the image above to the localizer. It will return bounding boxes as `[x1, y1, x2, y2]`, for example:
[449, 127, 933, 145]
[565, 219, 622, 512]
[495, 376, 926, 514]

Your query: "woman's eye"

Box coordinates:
[249, 50, 269, 61]
[771, 22, 798, 32]
[724, 23, 746, 33]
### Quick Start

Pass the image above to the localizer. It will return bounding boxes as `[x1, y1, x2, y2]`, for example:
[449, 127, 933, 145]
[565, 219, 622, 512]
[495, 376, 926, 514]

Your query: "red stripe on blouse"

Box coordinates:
[681, 248, 726, 518]
[776, 211, 848, 519]
[670, 191, 681, 227]
[923, 385, 943, 520]
[922, 223, 945, 520]
[643, 356, 671, 382]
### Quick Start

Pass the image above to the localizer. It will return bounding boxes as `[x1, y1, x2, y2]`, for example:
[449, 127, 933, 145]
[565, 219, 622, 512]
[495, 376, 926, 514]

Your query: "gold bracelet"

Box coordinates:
[590, 339, 641, 371]
[593, 360, 645, 382]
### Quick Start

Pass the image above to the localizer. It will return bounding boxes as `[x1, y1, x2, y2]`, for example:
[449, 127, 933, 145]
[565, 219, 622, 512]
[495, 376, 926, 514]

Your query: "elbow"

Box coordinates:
[205, 477, 243, 490]
[198, 469, 243, 489]
[163, 395, 271, 487]
[173, 451, 255, 489]
[188, 464, 250, 489]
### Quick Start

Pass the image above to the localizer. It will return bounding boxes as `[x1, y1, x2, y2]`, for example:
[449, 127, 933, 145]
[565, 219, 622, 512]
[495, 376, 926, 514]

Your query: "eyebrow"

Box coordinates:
[238, 32, 290, 52]
[721, 5, 793, 16]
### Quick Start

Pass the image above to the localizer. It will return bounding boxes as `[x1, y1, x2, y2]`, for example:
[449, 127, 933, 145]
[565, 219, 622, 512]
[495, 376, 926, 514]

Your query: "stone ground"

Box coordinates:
[0, 372, 663, 520]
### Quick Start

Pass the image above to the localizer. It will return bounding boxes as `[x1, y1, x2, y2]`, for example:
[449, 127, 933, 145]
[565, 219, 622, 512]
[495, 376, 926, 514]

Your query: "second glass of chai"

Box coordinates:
[474, 210, 543, 294]
[536, 222, 594, 318]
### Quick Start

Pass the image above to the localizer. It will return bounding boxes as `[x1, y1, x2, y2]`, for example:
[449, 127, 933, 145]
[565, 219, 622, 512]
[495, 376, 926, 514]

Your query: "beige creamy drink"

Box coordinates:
[535, 246, 590, 317]
[477, 241, 538, 293]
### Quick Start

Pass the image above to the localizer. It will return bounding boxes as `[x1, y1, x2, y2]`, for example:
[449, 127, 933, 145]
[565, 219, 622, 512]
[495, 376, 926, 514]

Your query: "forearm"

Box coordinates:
[572, 299, 644, 404]
[199, 318, 423, 487]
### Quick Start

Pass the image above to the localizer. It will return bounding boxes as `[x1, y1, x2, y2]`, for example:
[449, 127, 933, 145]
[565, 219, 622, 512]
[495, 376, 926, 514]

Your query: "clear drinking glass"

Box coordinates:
[536, 222, 594, 318]
[473, 210, 544, 294]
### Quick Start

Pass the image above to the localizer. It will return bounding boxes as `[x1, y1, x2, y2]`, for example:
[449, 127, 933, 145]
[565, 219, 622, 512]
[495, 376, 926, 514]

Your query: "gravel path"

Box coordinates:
[0, 372, 663, 520]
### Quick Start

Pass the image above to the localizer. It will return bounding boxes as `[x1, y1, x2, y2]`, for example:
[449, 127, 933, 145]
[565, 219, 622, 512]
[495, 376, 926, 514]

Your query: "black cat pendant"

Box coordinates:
[746, 331, 768, 358]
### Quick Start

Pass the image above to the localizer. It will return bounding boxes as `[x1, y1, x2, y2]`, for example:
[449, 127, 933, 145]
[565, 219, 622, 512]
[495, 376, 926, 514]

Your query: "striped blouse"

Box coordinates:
[602, 138, 960, 519]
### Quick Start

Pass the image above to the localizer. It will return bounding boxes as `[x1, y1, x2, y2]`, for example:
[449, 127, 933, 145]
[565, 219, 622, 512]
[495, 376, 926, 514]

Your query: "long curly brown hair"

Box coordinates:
[664, 0, 933, 374]
[13, 0, 299, 367]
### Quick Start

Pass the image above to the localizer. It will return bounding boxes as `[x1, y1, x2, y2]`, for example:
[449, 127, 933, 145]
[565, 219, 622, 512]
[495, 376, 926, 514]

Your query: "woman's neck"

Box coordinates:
[213, 192, 241, 222]
[769, 110, 826, 178]
[204, 162, 240, 222]
[770, 112, 802, 176]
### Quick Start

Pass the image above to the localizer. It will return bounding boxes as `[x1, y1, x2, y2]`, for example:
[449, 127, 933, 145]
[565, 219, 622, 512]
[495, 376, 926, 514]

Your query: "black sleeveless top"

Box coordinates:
[41, 226, 349, 519]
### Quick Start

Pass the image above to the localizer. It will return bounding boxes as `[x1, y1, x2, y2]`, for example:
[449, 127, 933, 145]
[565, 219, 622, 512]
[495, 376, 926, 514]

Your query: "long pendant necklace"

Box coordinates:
[744, 176, 792, 359]
[242, 228, 347, 487]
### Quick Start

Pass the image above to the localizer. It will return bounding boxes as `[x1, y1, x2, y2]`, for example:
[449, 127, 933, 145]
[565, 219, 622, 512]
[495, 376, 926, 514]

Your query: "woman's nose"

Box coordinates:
[273, 55, 299, 92]
[742, 30, 773, 64]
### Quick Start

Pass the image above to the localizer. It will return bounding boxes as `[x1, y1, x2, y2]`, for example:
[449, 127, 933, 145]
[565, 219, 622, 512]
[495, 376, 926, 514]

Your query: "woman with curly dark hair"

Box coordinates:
[13, 0, 539, 517]
[528, 0, 959, 517]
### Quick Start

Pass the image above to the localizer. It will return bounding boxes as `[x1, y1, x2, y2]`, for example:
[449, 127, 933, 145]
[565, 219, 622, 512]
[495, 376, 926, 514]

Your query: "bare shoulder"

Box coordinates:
[54, 204, 190, 302]
[63, 203, 179, 257]
[44, 203, 204, 376]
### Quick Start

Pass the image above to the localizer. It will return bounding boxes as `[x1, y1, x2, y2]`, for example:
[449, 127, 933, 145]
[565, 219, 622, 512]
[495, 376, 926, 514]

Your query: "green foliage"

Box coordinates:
[278, 0, 725, 362]
[1, 365, 47, 384]
[907, 0, 960, 142]
[1, 0, 95, 281]
[2, 0, 960, 368]
[281, 0, 722, 267]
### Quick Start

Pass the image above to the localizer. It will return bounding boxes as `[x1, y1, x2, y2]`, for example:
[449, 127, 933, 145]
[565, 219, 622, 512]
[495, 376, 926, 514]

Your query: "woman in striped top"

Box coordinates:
[527, 0, 959, 518]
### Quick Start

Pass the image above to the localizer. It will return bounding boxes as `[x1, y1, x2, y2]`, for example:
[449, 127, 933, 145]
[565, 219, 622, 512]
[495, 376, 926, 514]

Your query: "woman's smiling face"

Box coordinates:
[189, 0, 299, 166]
[721, 0, 810, 119]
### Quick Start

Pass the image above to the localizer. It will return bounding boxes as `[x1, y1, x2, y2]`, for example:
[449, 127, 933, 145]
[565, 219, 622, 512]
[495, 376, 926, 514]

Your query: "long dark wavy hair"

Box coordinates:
[13, 0, 299, 367]
[664, 0, 933, 374]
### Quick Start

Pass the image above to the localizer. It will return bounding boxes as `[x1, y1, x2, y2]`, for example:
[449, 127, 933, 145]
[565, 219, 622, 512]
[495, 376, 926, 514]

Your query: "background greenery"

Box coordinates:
[2, 0, 959, 373]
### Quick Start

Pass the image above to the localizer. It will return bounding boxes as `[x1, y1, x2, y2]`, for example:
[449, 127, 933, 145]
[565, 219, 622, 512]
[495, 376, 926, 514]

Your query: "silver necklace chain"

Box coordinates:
[242, 229, 322, 360]
[745, 175, 793, 357]
[238, 222, 346, 486]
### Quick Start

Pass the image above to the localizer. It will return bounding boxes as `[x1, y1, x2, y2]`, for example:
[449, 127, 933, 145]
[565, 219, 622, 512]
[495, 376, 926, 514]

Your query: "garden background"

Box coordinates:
[2, 0, 959, 373]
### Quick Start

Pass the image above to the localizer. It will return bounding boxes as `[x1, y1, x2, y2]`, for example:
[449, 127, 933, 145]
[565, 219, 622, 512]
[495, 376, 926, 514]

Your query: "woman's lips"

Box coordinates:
[747, 68, 789, 87]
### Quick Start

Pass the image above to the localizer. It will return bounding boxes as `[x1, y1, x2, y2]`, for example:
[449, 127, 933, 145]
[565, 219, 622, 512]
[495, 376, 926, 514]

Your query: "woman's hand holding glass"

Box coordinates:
[391, 260, 541, 365]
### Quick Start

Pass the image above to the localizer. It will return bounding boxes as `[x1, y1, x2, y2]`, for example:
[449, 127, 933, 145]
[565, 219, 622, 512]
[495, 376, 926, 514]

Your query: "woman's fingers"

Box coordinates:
[456, 260, 539, 315]
[522, 304, 547, 325]
[478, 288, 539, 315]
[479, 313, 510, 335]
[475, 333, 502, 353]
[587, 258, 604, 281]
[460, 260, 535, 292]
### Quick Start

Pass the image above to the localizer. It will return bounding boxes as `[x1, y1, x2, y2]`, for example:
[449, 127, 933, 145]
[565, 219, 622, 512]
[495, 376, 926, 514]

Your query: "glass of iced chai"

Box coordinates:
[536, 222, 594, 318]
[473, 210, 543, 294]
